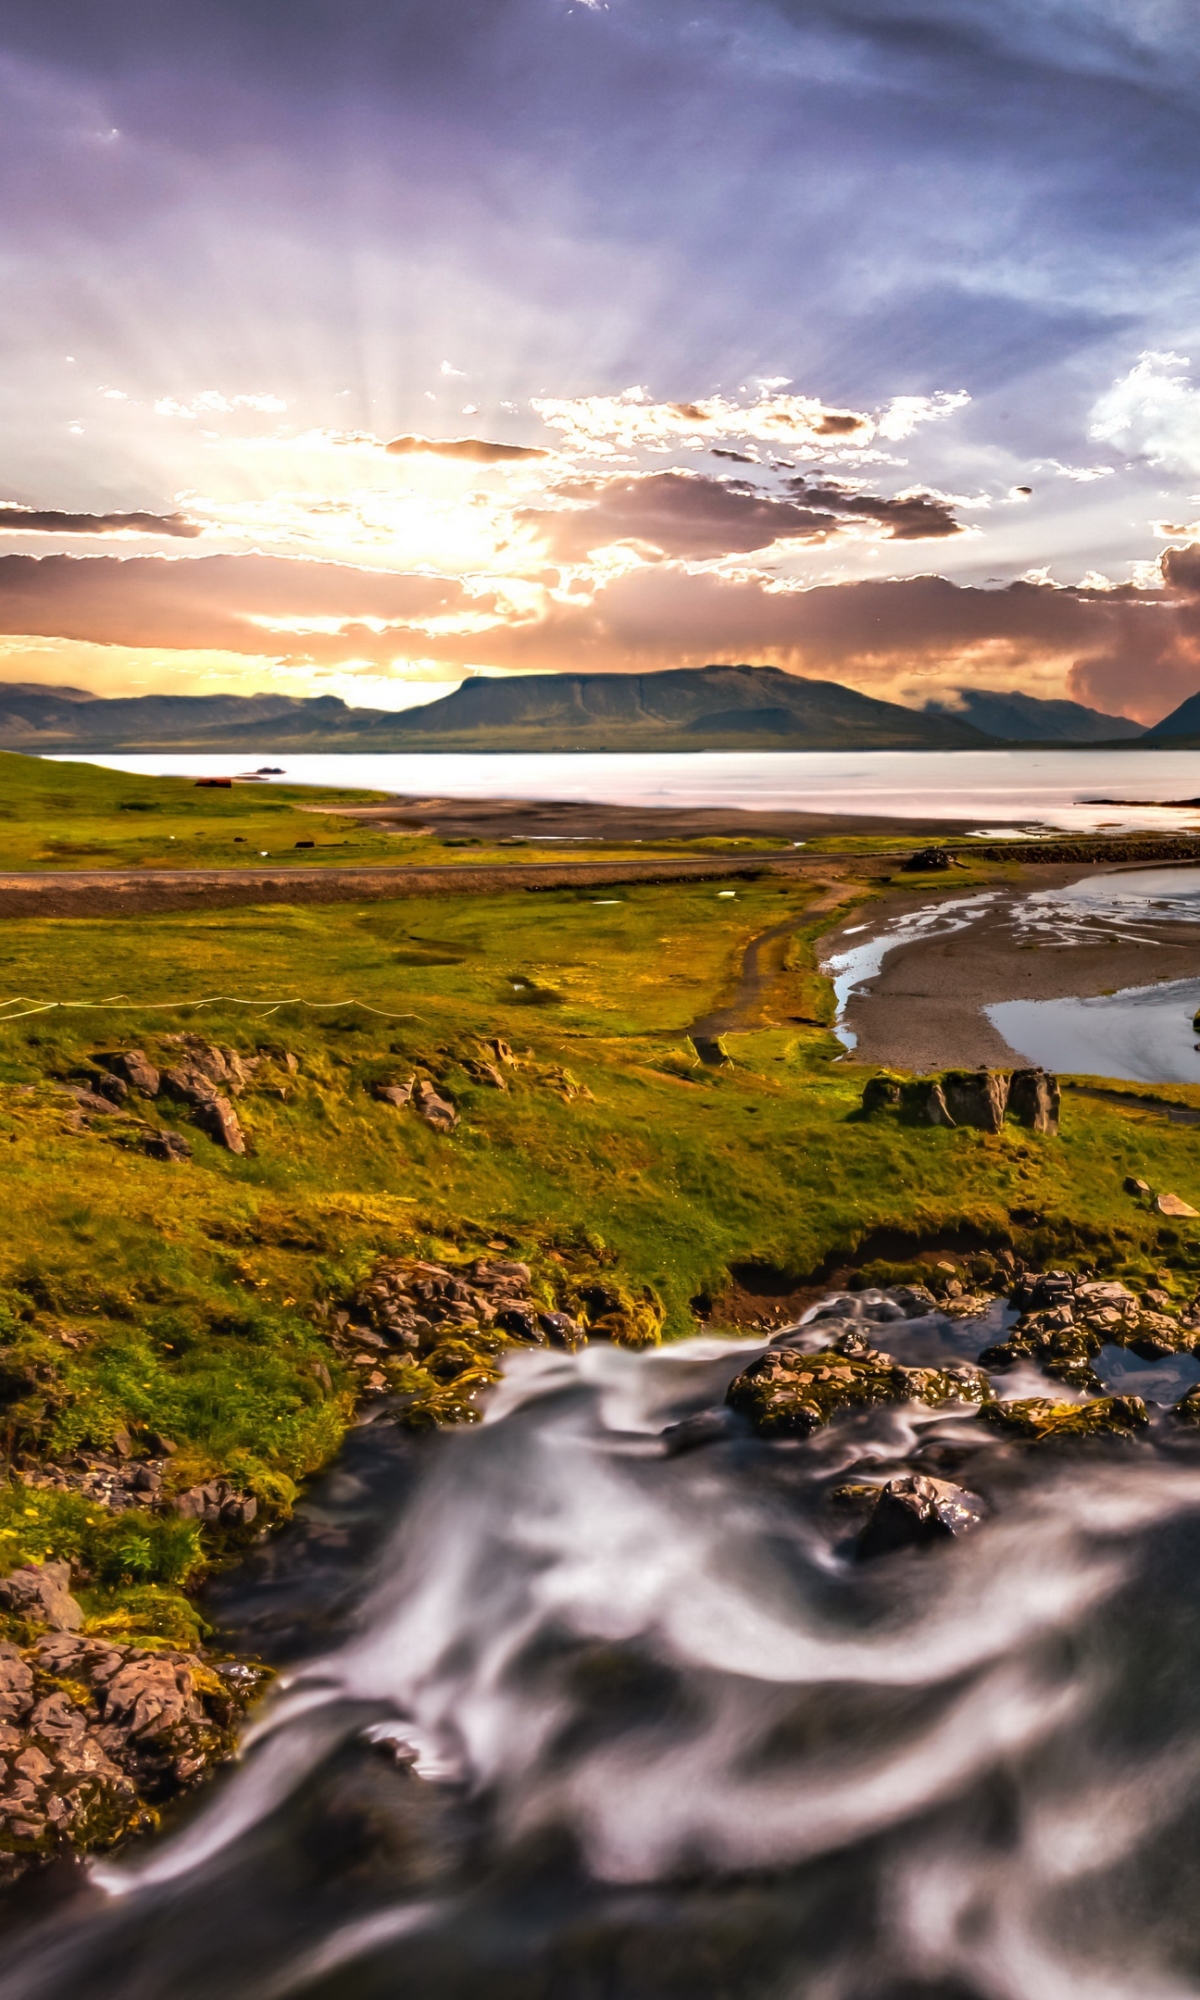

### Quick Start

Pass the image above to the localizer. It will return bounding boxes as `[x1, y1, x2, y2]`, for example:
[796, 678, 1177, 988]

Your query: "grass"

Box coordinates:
[2, 757, 1200, 1636]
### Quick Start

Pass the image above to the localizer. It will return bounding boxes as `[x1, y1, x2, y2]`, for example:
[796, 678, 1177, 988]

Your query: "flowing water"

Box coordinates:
[10, 1325, 1200, 1999]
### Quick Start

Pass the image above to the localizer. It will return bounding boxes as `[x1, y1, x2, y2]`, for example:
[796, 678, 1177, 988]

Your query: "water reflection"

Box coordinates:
[988, 977, 1200, 1085]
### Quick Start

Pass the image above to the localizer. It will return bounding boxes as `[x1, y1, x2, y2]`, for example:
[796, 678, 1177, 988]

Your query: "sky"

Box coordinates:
[4, 1, 1200, 723]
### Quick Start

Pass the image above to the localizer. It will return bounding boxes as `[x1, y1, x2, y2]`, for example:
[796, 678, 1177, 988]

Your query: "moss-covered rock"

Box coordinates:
[726, 1345, 992, 1439]
[979, 1394, 1149, 1442]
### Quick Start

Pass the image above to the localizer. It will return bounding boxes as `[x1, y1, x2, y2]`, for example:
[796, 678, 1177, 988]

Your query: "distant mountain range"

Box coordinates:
[0, 665, 1176, 755]
[923, 686, 1145, 743]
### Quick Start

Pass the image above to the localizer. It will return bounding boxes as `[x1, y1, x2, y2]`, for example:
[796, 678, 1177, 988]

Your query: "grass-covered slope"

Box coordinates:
[1, 861, 1200, 1640]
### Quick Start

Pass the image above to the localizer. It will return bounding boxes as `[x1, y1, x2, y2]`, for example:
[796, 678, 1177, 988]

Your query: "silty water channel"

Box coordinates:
[8, 1277, 1200, 1999]
[825, 865, 1200, 1084]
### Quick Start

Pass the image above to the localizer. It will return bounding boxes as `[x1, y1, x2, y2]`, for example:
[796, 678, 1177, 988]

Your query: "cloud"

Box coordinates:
[0, 553, 481, 660]
[518, 470, 964, 560]
[1089, 352, 1200, 475]
[153, 391, 288, 420]
[528, 386, 969, 458]
[385, 435, 550, 464]
[0, 505, 202, 539]
[783, 479, 965, 541]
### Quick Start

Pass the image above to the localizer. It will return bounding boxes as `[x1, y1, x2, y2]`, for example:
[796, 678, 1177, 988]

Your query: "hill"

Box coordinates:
[924, 686, 1144, 743]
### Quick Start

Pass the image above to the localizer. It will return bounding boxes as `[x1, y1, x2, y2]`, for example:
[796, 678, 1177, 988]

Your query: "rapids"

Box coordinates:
[8, 1319, 1200, 1998]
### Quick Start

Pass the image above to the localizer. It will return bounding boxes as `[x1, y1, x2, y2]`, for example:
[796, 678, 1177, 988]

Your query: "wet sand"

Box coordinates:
[318, 794, 982, 844]
[825, 865, 1200, 1070]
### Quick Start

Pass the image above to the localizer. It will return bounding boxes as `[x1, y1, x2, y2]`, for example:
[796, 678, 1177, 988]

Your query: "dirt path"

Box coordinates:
[689, 881, 862, 1060]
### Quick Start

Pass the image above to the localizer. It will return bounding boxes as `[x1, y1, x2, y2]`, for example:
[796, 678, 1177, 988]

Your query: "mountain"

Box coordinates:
[380, 666, 993, 750]
[924, 687, 1145, 743]
[1141, 690, 1200, 743]
[0, 667, 995, 753]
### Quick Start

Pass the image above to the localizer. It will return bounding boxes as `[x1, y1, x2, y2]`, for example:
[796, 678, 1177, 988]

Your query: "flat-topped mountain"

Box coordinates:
[383, 665, 994, 750]
[0, 666, 994, 754]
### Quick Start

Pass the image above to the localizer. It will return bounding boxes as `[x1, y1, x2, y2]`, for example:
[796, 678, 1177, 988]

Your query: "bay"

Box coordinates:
[46, 745, 1200, 833]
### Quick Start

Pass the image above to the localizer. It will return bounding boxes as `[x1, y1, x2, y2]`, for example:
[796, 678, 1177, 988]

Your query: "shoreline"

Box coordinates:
[824, 867, 1200, 1070]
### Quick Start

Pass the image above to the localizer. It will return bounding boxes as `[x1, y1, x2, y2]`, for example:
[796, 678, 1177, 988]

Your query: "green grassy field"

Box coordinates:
[2, 757, 1200, 1642]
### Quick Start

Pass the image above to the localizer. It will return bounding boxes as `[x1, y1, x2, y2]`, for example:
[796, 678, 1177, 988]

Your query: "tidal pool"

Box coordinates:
[988, 976, 1200, 1085]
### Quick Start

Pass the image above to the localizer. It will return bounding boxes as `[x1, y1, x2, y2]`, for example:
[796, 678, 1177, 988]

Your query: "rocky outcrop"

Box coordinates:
[863, 1066, 1060, 1136]
[0, 1563, 82, 1631]
[0, 1626, 257, 1884]
[191, 1096, 246, 1154]
[412, 1079, 458, 1131]
[726, 1341, 992, 1438]
[980, 1394, 1149, 1441]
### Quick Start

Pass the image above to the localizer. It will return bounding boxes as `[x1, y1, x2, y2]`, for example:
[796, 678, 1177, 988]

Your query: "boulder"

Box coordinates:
[161, 1064, 219, 1107]
[861, 1074, 902, 1114]
[372, 1077, 414, 1107]
[141, 1128, 192, 1163]
[901, 1078, 956, 1127]
[1008, 1067, 1060, 1135]
[105, 1049, 160, 1097]
[68, 1088, 132, 1118]
[538, 1310, 586, 1349]
[192, 1095, 246, 1154]
[0, 1561, 83, 1631]
[1124, 1175, 1151, 1198]
[856, 1473, 985, 1559]
[980, 1394, 1149, 1442]
[412, 1079, 458, 1131]
[941, 1068, 1009, 1132]
[1155, 1192, 1199, 1219]
[726, 1345, 991, 1439]
[902, 847, 955, 871]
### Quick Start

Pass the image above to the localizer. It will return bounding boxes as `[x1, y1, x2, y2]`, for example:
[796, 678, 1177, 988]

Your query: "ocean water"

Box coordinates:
[47, 746, 1200, 833]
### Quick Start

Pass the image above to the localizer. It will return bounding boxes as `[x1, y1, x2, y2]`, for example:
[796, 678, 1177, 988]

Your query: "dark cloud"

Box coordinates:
[785, 479, 964, 540]
[520, 471, 963, 561]
[386, 435, 550, 464]
[711, 449, 757, 464]
[0, 506, 202, 539]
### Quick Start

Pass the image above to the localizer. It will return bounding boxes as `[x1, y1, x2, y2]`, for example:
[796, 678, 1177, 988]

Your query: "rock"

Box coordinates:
[412, 1079, 458, 1131]
[662, 1408, 744, 1455]
[174, 1481, 257, 1527]
[1125, 1175, 1151, 1198]
[105, 1049, 161, 1097]
[902, 846, 955, 871]
[372, 1077, 414, 1106]
[1008, 1067, 1060, 1135]
[1155, 1192, 1199, 1219]
[889, 1284, 939, 1318]
[941, 1068, 1009, 1133]
[192, 1096, 245, 1154]
[161, 1064, 219, 1107]
[538, 1310, 585, 1348]
[68, 1088, 132, 1118]
[0, 1561, 83, 1631]
[980, 1394, 1150, 1442]
[856, 1473, 985, 1559]
[901, 1078, 956, 1127]
[1170, 1385, 1200, 1425]
[87, 1072, 130, 1105]
[726, 1346, 991, 1439]
[861, 1074, 902, 1114]
[141, 1128, 192, 1162]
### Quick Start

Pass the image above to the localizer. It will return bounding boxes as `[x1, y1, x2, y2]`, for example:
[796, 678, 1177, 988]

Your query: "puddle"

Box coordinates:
[988, 976, 1200, 1084]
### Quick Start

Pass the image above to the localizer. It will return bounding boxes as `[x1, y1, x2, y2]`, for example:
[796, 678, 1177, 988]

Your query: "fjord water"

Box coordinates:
[10, 1334, 1200, 2000]
[56, 747, 1200, 834]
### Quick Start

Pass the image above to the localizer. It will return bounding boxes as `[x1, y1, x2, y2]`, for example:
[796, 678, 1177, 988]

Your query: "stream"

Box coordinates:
[9, 1319, 1200, 1998]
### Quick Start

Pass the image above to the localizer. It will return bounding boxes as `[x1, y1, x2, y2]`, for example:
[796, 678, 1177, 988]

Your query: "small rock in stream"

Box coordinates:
[856, 1473, 986, 1560]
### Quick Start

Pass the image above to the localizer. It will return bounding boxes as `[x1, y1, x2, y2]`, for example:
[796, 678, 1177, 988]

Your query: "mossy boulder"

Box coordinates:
[979, 1394, 1149, 1442]
[726, 1345, 992, 1439]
